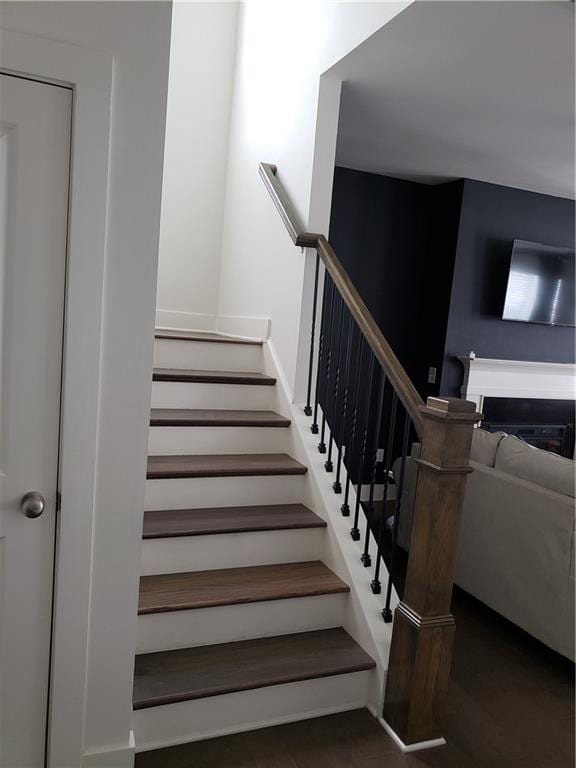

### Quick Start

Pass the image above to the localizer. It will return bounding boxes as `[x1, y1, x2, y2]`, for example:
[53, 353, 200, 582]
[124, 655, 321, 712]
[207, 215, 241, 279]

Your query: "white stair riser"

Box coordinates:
[153, 339, 262, 372]
[151, 381, 276, 410]
[144, 475, 306, 510]
[137, 594, 347, 653]
[148, 426, 290, 455]
[141, 527, 324, 574]
[133, 672, 373, 752]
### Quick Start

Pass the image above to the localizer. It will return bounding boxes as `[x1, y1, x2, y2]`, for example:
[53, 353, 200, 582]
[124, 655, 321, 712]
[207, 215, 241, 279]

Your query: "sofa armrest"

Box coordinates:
[391, 457, 575, 659]
[456, 461, 575, 659]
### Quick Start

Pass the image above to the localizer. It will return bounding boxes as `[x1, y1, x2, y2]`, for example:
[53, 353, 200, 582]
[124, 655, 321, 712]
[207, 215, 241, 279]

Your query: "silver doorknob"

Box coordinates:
[21, 492, 45, 519]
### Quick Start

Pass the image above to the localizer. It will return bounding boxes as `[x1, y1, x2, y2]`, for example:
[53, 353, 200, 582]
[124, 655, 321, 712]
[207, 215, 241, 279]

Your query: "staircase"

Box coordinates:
[133, 329, 377, 754]
[131, 164, 480, 757]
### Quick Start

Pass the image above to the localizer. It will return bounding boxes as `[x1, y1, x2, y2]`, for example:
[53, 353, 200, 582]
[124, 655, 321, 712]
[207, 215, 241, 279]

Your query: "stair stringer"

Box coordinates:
[261, 341, 400, 719]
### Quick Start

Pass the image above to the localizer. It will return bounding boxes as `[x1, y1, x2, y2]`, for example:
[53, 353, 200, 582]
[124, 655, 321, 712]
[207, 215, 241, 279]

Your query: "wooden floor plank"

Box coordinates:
[138, 561, 349, 614]
[150, 409, 290, 428]
[134, 710, 396, 768]
[153, 368, 276, 386]
[133, 628, 375, 709]
[142, 504, 325, 539]
[146, 453, 307, 479]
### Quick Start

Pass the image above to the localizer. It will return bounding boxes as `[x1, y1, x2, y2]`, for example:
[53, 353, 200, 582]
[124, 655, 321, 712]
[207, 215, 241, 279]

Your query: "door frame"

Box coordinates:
[0, 28, 112, 768]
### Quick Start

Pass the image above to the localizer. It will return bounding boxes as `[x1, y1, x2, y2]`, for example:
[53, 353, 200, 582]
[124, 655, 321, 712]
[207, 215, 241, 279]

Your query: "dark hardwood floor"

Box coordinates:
[135, 575, 574, 768]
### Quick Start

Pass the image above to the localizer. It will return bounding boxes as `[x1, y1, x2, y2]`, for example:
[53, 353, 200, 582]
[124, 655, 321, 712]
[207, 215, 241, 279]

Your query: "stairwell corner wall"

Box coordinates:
[216, 1, 411, 399]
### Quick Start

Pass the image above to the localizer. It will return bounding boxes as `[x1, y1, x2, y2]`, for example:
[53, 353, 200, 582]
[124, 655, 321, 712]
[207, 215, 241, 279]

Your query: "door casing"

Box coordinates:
[0, 28, 112, 768]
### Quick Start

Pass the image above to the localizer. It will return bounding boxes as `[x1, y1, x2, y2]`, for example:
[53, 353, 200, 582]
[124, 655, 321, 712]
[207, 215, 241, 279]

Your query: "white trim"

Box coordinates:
[0, 27, 112, 768]
[81, 731, 135, 768]
[294, 76, 342, 404]
[458, 354, 576, 412]
[154, 309, 270, 340]
[378, 716, 446, 753]
[216, 313, 270, 341]
[155, 309, 216, 331]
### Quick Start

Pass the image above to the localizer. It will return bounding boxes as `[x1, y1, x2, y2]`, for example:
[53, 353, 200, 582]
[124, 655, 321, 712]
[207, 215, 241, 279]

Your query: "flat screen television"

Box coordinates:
[502, 239, 575, 327]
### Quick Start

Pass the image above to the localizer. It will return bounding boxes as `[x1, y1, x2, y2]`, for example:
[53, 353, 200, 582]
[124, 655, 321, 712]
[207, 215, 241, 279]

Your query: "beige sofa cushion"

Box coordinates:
[471, 428, 506, 467]
[495, 435, 575, 498]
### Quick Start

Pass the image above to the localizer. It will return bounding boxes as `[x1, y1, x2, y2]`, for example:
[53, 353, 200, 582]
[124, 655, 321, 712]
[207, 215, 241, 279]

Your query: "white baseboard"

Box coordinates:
[154, 309, 270, 341]
[378, 716, 446, 752]
[216, 314, 271, 341]
[81, 731, 135, 768]
[155, 309, 215, 331]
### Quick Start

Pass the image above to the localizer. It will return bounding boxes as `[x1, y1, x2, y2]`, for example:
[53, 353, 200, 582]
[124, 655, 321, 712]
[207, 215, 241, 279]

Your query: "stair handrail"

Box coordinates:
[259, 162, 424, 437]
[260, 160, 482, 748]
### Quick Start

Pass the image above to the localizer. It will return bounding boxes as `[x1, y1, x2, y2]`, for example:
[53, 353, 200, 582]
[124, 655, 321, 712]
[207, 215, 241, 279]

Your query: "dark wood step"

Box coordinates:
[155, 330, 262, 346]
[138, 561, 348, 615]
[143, 503, 325, 539]
[133, 628, 375, 709]
[146, 453, 307, 480]
[150, 409, 290, 428]
[153, 368, 276, 386]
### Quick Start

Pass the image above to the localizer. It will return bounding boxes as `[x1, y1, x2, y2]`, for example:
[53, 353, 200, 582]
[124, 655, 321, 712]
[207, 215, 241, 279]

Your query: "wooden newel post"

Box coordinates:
[383, 396, 482, 746]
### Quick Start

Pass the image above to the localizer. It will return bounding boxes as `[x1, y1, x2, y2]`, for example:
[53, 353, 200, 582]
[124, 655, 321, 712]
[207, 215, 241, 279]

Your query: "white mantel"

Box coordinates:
[458, 355, 576, 411]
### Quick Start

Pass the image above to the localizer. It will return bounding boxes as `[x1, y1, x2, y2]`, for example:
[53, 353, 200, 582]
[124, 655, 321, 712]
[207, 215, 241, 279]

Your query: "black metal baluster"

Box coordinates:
[311, 273, 332, 435]
[361, 369, 386, 570]
[383, 407, 411, 622]
[325, 295, 345, 473]
[304, 252, 320, 417]
[351, 352, 375, 541]
[317, 278, 335, 451]
[333, 311, 354, 494]
[341, 333, 364, 516]
[371, 392, 398, 592]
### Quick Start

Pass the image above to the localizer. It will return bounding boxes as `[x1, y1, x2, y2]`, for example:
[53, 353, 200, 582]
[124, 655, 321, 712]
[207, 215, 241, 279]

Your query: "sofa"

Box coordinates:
[394, 429, 575, 661]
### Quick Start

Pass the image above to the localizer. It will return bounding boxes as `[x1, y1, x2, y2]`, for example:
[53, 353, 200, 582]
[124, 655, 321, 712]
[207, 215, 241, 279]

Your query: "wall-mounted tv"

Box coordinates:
[502, 240, 575, 327]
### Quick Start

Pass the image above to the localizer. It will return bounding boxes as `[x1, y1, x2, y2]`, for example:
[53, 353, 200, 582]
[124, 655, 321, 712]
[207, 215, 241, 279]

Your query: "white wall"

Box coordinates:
[217, 1, 409, 394]
[0, 2, 171, 764]
[156, 1, 238, 330]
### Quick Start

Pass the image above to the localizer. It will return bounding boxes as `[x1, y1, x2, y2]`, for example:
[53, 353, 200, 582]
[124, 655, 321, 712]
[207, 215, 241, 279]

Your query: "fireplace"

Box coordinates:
[458, 356, 576, 458]
[481, 397, 575, 457]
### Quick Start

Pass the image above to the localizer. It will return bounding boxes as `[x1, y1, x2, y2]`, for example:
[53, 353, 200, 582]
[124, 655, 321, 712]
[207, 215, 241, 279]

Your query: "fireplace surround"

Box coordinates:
[458, 355, 575, 457]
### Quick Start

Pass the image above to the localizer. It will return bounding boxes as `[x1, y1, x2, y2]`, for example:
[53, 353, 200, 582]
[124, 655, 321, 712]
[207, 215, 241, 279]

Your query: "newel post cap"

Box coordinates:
[420, 396, 483, 423]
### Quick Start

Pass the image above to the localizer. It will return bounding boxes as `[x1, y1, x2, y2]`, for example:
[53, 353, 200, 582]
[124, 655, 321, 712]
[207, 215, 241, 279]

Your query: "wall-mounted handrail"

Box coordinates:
[258, 161, 424, 436]
[258, 163, 320, 248]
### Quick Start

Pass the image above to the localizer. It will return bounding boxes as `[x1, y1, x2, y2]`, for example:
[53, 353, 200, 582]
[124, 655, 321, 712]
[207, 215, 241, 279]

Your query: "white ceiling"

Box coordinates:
[331, 1, 575, 199]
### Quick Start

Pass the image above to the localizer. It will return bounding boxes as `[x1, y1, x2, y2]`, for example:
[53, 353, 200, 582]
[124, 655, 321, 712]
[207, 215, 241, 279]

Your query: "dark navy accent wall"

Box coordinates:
[329, 168, 575, 403]
[440, 180, 575, 396]
[329, 167, 460, 398]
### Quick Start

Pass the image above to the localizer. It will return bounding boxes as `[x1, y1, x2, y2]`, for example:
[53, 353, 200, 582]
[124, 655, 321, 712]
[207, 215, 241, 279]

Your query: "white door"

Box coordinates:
[0, 74, 71, 767]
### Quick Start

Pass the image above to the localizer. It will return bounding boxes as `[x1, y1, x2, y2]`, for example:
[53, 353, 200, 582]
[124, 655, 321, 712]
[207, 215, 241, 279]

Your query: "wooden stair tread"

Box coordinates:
[147, 453, 308, 479]
[142, 503, 325, 538]
[138, 561, 349, 614]
[133, 628, 375, 709]
[155, 329, 262, 346]
[150, 409, 291, 428]
[153, 368, 276, 385]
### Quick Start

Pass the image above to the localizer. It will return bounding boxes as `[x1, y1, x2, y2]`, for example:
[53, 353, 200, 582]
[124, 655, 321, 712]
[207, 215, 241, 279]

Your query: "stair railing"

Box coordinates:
[259, 162, 481, 747]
